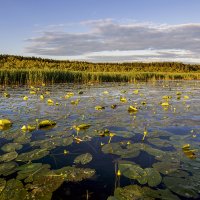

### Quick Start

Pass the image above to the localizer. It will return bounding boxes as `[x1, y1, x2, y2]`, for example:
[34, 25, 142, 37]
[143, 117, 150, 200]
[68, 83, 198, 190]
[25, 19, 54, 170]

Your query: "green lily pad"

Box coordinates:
[0, 162, 18, 176]
[0, 178, 6, 193]
[30, 136, 73, 150]
[74, 153, 93, 165]
[163, 176, 199, 198]
[147, 138, 172, 148]
[16, 163, 43, 180]
[153, 161, 180, 175]
[25, 171, 64, 200]
[144, 168, 162, 187]
[119, 161, 162, 187]
[24, 164, 51, 183]
[16, 149, 49, 162]
[114, 185, 154, 200]
[1, 143, 23, 153]
[109, 184, 180, 200]
[13, 133, 32, 144]
[53, 166, 95, 182]
[0, 151, 18, 163]
[102, 142, 140, 158]
[0, 179, 27, 200]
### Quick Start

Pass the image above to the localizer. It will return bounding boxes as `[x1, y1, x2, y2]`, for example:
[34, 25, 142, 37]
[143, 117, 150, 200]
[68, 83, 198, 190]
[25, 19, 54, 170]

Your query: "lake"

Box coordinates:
[0, 80, 200, 200]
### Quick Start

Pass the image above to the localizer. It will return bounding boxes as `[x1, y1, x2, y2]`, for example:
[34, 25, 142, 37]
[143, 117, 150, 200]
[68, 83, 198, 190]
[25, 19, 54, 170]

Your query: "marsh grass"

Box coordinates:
[0, 69, 200, 85]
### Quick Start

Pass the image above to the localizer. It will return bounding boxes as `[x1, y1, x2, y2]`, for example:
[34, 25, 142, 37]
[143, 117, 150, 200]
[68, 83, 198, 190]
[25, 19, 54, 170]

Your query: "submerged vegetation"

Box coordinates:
[1, 54, 200, 85]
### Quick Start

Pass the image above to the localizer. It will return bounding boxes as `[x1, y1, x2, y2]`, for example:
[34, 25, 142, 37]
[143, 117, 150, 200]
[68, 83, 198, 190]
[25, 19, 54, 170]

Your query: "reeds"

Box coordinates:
[0, 69, 200, 85]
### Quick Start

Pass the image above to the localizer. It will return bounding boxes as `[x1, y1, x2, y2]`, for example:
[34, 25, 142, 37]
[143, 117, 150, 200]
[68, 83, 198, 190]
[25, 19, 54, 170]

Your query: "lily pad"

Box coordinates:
[25, 171, 64, 200]
[163, 176, 199, 198]
[109, 185, 180, 200]
[119, 161, 162, 187]
[0, 178, 6, 193]
[0, 151, 18, 162]
[16, 149, 49, 162]
[147, 138, 172, 148]
[153, 161, 180, 175]
[53, 166, 95, 182]
[145, 168, 162, 187]
[74, 153, 93, 165]
[1, 143, 23, 153]
[0, 179, 27, 200]
[102, 142, 140, 158]
[0, 162, 18, 176]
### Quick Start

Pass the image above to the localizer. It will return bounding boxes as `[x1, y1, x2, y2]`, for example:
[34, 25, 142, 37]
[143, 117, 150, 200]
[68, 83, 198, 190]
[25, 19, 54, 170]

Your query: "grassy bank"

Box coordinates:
[0, 55, 200, 85]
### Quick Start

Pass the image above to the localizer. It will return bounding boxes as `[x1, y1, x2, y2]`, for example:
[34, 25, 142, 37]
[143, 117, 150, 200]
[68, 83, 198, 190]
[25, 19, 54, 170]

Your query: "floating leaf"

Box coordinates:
[163, 176, 199, 198]
[0, 151, 18, 162]
[16, 149, 49, 162]
[102, 142, 140, 158]
[0, 162, 18, 176]
[25, 171, 63, 200]
[74, 153, 93, 165]
[145, 168, 162, 187]
[119, 161, 162, 187]
[0, 178, 6, 193]
[53, 166, 95, 182]
[153, 161, 180, 175]
[0, 179, 27, 200]
[1, 143, 22, 153]
[109, 185, 180, 200]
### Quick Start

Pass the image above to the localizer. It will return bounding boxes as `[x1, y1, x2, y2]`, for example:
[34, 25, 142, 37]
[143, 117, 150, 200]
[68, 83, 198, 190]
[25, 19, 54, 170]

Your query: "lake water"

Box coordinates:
[0, 80, 200, 200]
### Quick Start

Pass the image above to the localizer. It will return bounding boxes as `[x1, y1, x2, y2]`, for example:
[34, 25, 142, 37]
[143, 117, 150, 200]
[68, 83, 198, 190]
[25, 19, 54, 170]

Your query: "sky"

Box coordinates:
[1, 0, 200, 63]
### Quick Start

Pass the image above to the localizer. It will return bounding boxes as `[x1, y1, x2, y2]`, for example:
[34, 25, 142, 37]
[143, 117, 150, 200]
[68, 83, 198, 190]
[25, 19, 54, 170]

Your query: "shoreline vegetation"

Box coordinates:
[1, 54, 200, 85]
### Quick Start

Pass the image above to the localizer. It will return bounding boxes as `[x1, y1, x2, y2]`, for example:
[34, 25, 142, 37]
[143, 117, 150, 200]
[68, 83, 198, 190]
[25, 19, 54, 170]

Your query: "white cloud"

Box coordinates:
[25, 20, 200, 63]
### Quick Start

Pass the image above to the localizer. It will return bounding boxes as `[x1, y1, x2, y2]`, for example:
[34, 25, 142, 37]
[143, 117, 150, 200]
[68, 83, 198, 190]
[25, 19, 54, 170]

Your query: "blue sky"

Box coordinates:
[1, 0, 200, 62]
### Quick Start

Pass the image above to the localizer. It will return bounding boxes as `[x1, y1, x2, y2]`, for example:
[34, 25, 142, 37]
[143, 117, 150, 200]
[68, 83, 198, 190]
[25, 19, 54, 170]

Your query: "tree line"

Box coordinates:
[1, 54, 200, 73]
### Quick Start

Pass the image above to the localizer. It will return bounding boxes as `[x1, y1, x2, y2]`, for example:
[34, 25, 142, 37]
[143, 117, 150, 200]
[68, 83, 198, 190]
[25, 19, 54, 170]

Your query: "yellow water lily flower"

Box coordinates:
[142, 128, 148, 141]
[0, 119, 12, 127]
[21, 125, 36, 132]
[64, 150, 69, 155]
[133, 89, 139, 94]
[3, 92, 10, 98]
[23, 96, 28, 101]
[161, 102, 169, 106]
[38, 120, 56, 128]
[95, 106, 105, 110]
[182, 144, 190, 150]
[30, 91, 36, 95]
[128, 106, 138, 112]
[108, 133, 115, 143]
[47, 99, 54, 105]
[103, 91, 109, 94]
[117, 169, 121, 176]
[40, 95, 44, 100]
[184, 95, 189, 99]
[120, 97, 127, 103]
[65, 92, 74, 99]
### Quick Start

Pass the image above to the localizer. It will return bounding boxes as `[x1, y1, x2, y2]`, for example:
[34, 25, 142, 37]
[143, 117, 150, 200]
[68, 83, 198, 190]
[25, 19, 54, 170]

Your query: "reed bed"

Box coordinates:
[0, 69, 200, 85]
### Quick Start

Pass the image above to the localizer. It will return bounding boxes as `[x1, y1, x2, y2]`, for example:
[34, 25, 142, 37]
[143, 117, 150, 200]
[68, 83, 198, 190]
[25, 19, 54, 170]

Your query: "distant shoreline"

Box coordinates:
[1, 55, 200, 85]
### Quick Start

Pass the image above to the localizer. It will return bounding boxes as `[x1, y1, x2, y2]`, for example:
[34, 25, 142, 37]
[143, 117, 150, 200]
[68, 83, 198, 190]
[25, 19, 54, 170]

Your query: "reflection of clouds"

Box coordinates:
[25, 20, 200, 62]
